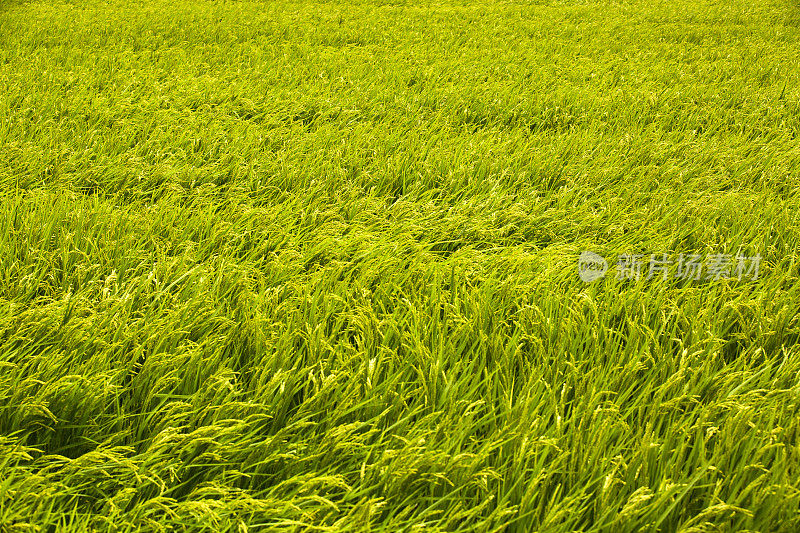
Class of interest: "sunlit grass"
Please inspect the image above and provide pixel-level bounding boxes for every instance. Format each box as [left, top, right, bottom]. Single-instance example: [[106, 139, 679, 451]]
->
[[1, 0, 800, 530]]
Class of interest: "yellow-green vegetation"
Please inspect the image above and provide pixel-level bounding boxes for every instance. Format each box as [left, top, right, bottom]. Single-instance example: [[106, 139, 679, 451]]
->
[[1, 0, 800, 530]]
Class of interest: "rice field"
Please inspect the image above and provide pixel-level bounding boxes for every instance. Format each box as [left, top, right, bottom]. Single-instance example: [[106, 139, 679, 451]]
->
[[1, 0, 800, 531]]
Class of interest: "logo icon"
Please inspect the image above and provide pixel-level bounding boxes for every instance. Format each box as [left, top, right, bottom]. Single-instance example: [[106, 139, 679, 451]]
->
[[578, 251, 608, 282]]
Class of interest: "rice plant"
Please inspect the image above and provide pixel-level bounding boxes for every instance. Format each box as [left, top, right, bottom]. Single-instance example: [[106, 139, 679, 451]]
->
[[1, 0, 800, 531]]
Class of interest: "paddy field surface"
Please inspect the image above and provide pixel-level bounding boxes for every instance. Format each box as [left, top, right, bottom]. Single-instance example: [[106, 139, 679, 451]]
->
[[1, 0, 800, 530]]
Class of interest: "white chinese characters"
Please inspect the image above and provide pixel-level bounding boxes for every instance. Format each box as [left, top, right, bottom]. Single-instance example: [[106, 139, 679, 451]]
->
[[578, 252, 761, 282]]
